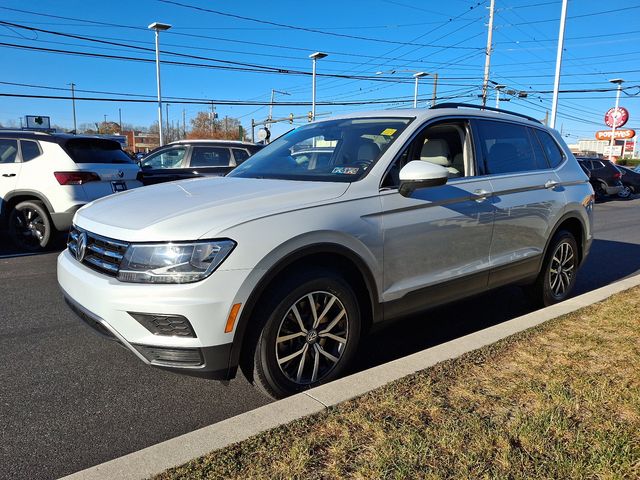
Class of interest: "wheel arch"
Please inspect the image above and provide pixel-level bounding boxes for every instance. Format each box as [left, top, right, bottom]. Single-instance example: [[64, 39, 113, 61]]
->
[[543, 212, 587, 269], [1, 190, 54, 224], [228, 243, 380, 377]]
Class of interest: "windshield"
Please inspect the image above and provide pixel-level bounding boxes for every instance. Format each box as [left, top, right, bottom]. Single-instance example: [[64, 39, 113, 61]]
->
[[229, 117, 412, 182]]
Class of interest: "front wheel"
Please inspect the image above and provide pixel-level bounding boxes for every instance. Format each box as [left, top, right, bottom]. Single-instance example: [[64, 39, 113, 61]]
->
[[243, 269, 361, 399], [8, 200, 54, 251], [525, 230, 578, 307]]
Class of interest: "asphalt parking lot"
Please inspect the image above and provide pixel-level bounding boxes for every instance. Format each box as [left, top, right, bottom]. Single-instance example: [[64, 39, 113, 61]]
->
[[2, 197, 640, 480]]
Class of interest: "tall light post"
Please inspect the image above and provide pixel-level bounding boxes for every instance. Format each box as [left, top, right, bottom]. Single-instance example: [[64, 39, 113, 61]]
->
[[550, 0, 568, 129], [309, 52, 327, 121], [494, 84, 506, 108], [609, 78, 625, 161], [378, 70, 437, 107], [413, 72, 427, 108], [148, 21, 172, 146]]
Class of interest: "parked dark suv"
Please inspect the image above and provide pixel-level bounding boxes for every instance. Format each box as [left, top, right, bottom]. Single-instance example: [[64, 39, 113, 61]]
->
[[576, 157, 623, 199], [617, 164, 640, 198], [138, 140, 263, 185]]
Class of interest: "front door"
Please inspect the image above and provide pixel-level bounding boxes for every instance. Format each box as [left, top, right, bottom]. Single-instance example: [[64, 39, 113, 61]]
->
[[380, 120, 495, 319]]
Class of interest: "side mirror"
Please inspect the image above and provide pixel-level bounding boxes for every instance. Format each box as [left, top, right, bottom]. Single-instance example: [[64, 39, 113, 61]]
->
[[398, 160, 448, 197]]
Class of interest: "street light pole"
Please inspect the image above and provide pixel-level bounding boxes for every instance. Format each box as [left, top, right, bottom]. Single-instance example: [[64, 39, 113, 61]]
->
[[609, 78, 625, 161], [148, 22, 172, 146], [309, 52, 327, 121], [413, 72, 427, 108], [431, 73, 438, 106], [550, 0, 568, 129]]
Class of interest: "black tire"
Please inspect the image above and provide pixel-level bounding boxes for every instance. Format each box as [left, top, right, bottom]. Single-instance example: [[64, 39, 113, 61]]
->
[[526, 230, 578, 307], [618, 185, 632, 199], [8, 200, 54, 251], [593, 182, 606, 201], [241, 268, 361, 399]]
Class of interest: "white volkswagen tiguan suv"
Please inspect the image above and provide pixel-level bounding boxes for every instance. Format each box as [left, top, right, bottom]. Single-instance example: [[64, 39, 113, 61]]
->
[[0, 131, 141, 250], [58, 105, 594, 398]]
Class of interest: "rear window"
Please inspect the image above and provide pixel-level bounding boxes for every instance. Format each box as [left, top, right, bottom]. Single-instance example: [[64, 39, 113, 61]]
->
[[64, 139, 134, 164]]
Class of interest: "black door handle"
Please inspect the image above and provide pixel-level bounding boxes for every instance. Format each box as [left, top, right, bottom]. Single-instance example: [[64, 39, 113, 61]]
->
[[2, 173, 16, 177]]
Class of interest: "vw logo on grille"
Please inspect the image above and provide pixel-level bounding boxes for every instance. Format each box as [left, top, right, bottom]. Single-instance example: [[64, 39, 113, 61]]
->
[[76, 231, 88, 262], [117, 170, 125, 178]]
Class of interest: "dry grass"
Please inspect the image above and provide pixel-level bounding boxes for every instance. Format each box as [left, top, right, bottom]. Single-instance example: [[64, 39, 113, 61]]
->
[[156, 287, 640, 479]]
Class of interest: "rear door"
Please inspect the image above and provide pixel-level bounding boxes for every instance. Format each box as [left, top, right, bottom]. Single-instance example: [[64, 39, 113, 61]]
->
[[187, 146, 235, 176], [63, 138, 141, 199], [0, 138, 22, 216], [471, 119, 566, 286]]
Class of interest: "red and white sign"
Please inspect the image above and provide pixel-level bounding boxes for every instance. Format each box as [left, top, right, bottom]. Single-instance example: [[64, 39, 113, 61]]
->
[[604, 107, 629, 128], [595, 129, 635, 140], [625, 142, 635, 151]]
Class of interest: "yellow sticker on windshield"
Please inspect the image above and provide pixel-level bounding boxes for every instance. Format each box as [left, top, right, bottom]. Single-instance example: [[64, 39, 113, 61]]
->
[[381, 128, 397, 136]]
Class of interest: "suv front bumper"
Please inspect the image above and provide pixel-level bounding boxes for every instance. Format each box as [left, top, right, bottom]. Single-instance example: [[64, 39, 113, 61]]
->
[[57, 249, 249, 379]]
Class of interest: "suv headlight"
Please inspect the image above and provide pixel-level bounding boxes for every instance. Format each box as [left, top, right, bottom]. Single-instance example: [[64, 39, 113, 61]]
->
[[117, 240, 235, 283]]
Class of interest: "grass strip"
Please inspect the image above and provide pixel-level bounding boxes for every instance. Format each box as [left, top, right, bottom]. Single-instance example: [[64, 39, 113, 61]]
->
[[156, 287, 640, 479]]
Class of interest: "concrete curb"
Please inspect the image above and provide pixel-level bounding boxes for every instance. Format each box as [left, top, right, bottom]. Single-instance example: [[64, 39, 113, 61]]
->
[[61, 273, 640, 480]]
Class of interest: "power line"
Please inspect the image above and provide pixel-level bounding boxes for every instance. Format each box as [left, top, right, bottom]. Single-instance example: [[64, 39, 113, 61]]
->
[[157, 0, 484, 50]]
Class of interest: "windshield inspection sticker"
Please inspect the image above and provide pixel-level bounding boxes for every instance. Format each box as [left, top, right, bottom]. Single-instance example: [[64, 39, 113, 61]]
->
[[332, 167, 360, 175], [380, 128, 397, 136]]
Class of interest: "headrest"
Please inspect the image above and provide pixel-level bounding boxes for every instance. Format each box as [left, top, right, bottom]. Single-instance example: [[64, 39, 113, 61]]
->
[[357, 142, 380, 162], [420, 139, 450, 167]]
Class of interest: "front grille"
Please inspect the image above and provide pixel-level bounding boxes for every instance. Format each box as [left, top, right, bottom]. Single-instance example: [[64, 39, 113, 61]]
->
[[68, 226, 128, 277]]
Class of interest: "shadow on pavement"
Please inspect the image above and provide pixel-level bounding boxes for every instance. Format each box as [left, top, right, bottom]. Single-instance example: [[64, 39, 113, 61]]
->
[[0, 232, 66, 258], [354, 238, 640, 372]]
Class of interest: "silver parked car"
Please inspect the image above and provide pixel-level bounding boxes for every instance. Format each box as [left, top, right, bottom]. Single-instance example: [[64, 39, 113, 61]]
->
[[59, 103, 594, 398]]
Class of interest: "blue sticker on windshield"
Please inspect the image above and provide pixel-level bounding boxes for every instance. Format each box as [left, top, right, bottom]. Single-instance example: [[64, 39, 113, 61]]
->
[[332, 167, 360, 175]]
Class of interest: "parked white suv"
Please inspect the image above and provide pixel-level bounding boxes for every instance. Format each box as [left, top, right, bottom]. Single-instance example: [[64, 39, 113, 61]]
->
[[0, 131, 141, 250], [58, 104, 594, 398]]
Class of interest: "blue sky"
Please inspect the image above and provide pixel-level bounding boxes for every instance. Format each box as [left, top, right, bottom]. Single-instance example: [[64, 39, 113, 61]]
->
[[0, 0, 639, 141]]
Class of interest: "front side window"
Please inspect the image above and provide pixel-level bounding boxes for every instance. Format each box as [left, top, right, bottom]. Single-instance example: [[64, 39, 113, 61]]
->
[[477, 120, 547, 175], [20, 140, 42, 162], [141, 147, 187, 169], [0, 139, 19, 164], [381, 121, 470, 189], [229, 117, 412, 182], [190, 147, 232, 167]]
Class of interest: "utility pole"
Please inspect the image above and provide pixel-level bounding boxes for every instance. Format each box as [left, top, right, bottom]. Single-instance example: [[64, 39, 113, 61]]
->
[[118, 108, 122, 132], [251, 119, 255, 143], [481, 0, 495, 107], [210, 101, 216, 136], [69, 82, 77, 133], [431, 73, 438, 106], [165, 103, 170, 141], [182, 109, 186, 139], [550, 0, 568, 129]]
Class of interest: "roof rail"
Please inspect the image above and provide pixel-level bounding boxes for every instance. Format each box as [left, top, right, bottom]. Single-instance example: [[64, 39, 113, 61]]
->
[[430, 102, 542, 124]]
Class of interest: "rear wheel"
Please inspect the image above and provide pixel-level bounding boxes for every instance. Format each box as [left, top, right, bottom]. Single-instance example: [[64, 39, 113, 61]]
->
[[242, 268, 361, 399], [8, 200, 54, 251], [526, 230, 578, 307], [618, 185, 632, 199]]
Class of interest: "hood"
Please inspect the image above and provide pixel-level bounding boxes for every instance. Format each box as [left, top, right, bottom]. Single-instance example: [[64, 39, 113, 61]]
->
[[74, 176, 350, 241]]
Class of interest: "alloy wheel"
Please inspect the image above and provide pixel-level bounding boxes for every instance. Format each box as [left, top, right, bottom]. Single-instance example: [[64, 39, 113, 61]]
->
[[618, 186, 632, 198], [12, 207, 46, 248], [275, 291, 348, 385], [549, 242, 575, 298]]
